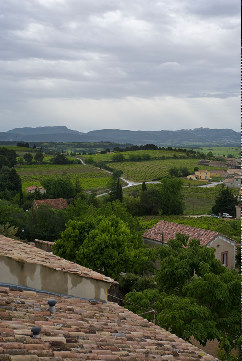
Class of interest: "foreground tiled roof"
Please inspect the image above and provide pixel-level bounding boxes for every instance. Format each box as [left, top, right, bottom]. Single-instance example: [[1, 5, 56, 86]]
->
[[143, 221, 220, 246], [33, 198, 69, 210], [0, 286, 217, 360], [0, 235, 114, 284]]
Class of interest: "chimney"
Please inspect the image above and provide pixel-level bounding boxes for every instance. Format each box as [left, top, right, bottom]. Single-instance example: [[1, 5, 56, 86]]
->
[[48, 299, 57, 314], [31, 326, 41, 339]]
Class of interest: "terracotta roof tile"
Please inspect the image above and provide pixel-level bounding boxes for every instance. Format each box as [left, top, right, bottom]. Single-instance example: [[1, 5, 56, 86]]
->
[[33, 198, 68, 210], [0, 235, 114, 284], [143, 220, 220, 246], [0, 287, 217, 360]]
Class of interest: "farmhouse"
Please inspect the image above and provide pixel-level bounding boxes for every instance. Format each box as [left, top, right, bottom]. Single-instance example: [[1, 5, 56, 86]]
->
[[194, 169, 210, 180], [33, 198, 68, 210], [223, 176, 241, 189], [0, 235, 217, 360], [26, 185, 46, 194], [143, 220, 236, 269]]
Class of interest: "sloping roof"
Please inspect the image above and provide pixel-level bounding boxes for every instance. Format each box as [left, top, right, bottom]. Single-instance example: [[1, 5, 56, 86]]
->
[[0, 235, 114, 284], [0, 286, 217, 360], [33, 198, 68, 209], [26, 186, 45, 191], [143, 220, 220, 246]]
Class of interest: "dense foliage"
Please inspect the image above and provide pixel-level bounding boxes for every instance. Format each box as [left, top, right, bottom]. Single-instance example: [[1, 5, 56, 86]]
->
[[54, 201, 155, 278], [41, 176, 76, 199], [212, 186, 238, 217], [125, 235, 240, 359]]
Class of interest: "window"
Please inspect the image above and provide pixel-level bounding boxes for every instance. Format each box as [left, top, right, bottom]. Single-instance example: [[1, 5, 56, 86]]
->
[[221, 252, 228, 267]]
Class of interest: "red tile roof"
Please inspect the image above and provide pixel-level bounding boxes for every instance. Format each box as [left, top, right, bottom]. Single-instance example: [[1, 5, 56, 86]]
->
[[0, 235, 114, 284], [33, 198, 69, 210], [0, 286, 217, 360], [143, 221, 220, 246]]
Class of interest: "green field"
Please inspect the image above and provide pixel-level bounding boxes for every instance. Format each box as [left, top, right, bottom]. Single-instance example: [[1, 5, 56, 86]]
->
[[16, 164, 111, 191], [106, 159, 226, 182], [183, 186, 219, 215], [192, 146, 240, 158], [83, 149, 189, 162]]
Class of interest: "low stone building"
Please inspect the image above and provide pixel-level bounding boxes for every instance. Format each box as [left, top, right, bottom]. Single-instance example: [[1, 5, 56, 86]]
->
[[0, 235, 114, 302], [227, 168, 241, 176], [223, 176, 241, 189], [143, 220, 236, 269]]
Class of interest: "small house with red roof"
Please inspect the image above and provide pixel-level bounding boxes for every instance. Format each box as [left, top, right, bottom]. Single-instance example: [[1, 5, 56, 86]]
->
[[143, 220, 236, 269], [33, 198, 68, 210]]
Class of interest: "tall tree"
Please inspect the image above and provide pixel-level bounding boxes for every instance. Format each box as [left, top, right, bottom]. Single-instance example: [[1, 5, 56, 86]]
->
[[212, 186, 237, 217], [23, 153, 33, 164], [160, 178, 184, 215], [34, 150, 44, 163]]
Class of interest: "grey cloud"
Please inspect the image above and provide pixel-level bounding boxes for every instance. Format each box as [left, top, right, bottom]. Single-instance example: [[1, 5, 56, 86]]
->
[[0, 0, 240, 131]]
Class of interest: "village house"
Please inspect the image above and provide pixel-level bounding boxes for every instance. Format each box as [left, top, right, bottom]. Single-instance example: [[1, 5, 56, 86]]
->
[[223, 176, 241, 189], [26, 185, 46, 194], [226, 168, 241, 176], [0, 235, 217, 360], [143, 220, 236, 269], [33, 198, 68, 210], [209, 169, 226, 178], [194, 169, 210, 180]]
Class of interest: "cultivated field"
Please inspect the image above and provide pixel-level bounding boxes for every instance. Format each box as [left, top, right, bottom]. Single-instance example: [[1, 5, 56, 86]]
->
[[106, 159, 226, 182], [16, 164, 112, 191], [192, 146, 240, 158]]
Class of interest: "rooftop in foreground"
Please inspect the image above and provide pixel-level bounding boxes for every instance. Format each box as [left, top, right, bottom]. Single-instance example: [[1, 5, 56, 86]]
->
[[0, 235, 113, 284], [0, 286, 217, 360]]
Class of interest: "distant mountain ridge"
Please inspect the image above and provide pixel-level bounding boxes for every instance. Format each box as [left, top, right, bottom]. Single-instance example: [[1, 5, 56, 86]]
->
[[0, 126, 240, 146]]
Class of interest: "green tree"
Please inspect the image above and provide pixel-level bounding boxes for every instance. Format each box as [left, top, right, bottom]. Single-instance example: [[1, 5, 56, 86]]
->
[[0, 167, 22, 200], [54, 213, 154, 279], [169, 167, 179, 177], [41, 176, 76, 199], [141, 181, 147, 192], [0, 147, 17, 167], [34, 150, 44, 163], [125, 235, 240, 359], [0, 200, 27, 238], [25, 205, 67, 242], [23, 152, 33, 164], [212, 186, 237, 217], [110, 178, 123, 202], [160, 178, 184, 215], [51, 153, 69, 164], [0, 155, 10, 169], [139, 188, 162, 215], [112, 153, 125, 162]]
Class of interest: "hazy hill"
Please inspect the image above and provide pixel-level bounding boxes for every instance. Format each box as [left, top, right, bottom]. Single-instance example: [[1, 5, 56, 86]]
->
[[0, 126, 239, 146]]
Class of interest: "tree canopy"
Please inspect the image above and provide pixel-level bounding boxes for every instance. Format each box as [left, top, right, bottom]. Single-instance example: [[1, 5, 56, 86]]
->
[[212, 186, 237, 217], [124, 234, 240, 359], [41, 176, 76, 199], [54, 204, 155, 278]]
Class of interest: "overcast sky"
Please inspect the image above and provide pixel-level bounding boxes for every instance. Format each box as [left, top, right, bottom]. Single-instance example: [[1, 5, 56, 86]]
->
[[0, 0, 240, 132]]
